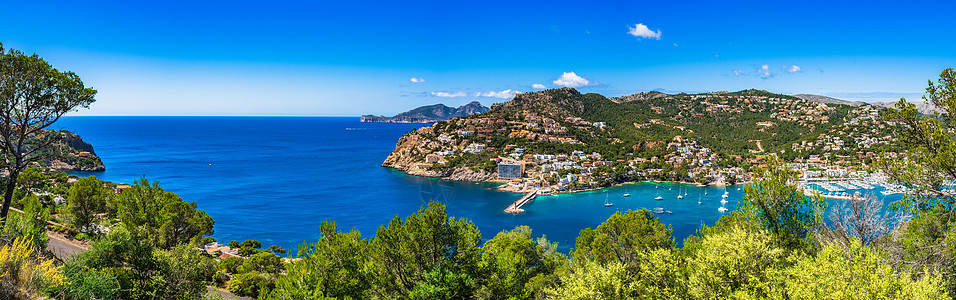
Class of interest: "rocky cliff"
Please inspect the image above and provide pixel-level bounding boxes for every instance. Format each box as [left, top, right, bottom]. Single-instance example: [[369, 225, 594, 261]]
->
[[42, 130, 106, 171]]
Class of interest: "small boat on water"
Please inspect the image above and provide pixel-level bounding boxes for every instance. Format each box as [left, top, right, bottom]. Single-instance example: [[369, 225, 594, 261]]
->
[[720, 199, 728, 204], [623, 187, 630, 197], [604, 192, 613, 207], [654, 196, 664, 201], [718, 206, 729, 213], [653, 207, 665, 214]]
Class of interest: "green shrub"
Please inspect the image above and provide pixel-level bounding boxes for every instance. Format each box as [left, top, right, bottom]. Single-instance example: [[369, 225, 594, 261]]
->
[[226, 272, 272, 298], [217, 256, 243, 274]]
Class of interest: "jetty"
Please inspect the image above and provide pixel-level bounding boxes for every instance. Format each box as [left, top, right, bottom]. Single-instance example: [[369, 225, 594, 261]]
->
[[504, 190, 539, 214]]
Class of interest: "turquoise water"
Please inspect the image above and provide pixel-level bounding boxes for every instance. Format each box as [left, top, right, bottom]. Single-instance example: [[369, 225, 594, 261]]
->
[[55, 117, 898, 253]]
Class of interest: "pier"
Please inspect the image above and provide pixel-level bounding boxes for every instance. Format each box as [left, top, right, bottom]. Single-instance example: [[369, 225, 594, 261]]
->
[[504, 190, 539, 214]]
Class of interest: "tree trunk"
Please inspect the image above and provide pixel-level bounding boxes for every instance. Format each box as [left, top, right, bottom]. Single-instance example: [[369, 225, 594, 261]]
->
[[0, 169, 19, 227]]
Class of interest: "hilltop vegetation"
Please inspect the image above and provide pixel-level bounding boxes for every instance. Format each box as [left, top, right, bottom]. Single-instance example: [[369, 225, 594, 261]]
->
[[382, 86, 900, 190]]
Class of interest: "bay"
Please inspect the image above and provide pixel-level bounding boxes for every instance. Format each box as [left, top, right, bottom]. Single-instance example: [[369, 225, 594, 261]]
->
[[54, 116, 899, 253]]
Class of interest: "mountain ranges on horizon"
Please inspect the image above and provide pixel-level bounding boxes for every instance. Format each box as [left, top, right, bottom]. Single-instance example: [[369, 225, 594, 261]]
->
[[361, 101, 490, 123], [364, 90, 940, 124]]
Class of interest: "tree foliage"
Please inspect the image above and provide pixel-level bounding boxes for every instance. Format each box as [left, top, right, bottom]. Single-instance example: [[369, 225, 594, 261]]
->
[[741, 156, 824, 250], [268, 221, 370, 299], [478, 226, 565, 299], [67, 176, 112, 234], [115, 177, 214, 249], [62, 226, 216, 299], [368, 200, 483, 299], [571, 209, 673, 269], [0, 43, 96, 226]]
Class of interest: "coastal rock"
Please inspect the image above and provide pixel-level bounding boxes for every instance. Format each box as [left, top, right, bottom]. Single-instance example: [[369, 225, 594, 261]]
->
[[41, 130, 107, 171], [382, 130, 500, 181]]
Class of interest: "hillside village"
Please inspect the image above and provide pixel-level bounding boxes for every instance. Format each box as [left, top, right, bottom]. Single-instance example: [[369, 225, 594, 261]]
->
[[382, 88, 904, 194]]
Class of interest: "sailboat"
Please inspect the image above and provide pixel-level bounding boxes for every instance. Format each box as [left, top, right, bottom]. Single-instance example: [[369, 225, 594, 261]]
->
[[718, 206, 729, 213], [623, 186, 630, 197], [720, 198, 729, 204], [654, 188, 663, 200], [604, 192, 613, 207]]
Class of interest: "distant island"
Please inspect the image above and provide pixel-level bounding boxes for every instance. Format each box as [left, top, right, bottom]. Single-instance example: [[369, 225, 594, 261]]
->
[[361, 101, 489, 123]]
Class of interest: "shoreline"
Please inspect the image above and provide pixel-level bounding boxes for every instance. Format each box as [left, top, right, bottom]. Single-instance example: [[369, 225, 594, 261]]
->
[[388, 167, 745, 195], [513, 180, 747, 195]]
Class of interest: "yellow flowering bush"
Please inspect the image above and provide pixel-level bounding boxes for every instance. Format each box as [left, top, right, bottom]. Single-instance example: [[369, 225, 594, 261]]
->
[[0, 236, 64, 298]]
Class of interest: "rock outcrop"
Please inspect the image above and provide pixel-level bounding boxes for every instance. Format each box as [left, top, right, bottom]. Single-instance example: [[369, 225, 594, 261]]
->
[[610, 91, 667, 103], [381, 128, 500, 181], [41, 130, 106, 171]]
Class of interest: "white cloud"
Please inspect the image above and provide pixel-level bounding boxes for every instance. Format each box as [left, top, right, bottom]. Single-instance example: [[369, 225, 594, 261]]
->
[[532, 83, 547, 89], [785, 65, 802, 73], [552, 72, 590, 88], [410, 77, 426, 83], [733, 69, 744, 76], [475, 89, 521, 99], [627, 23, 661, 40], [430, 90, 521, 99], [430, 91, 467, 97], [757, 64, 773, 79]]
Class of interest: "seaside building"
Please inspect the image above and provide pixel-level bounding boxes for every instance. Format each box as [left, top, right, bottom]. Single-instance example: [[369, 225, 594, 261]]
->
[[498, 163, 523, 179]]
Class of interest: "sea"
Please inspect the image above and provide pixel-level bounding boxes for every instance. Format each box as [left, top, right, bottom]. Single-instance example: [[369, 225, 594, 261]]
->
[[54, 116, 903, 254]]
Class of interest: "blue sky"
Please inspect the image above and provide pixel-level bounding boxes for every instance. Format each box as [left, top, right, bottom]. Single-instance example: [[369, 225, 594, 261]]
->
[[2, 0, 955, 116]]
